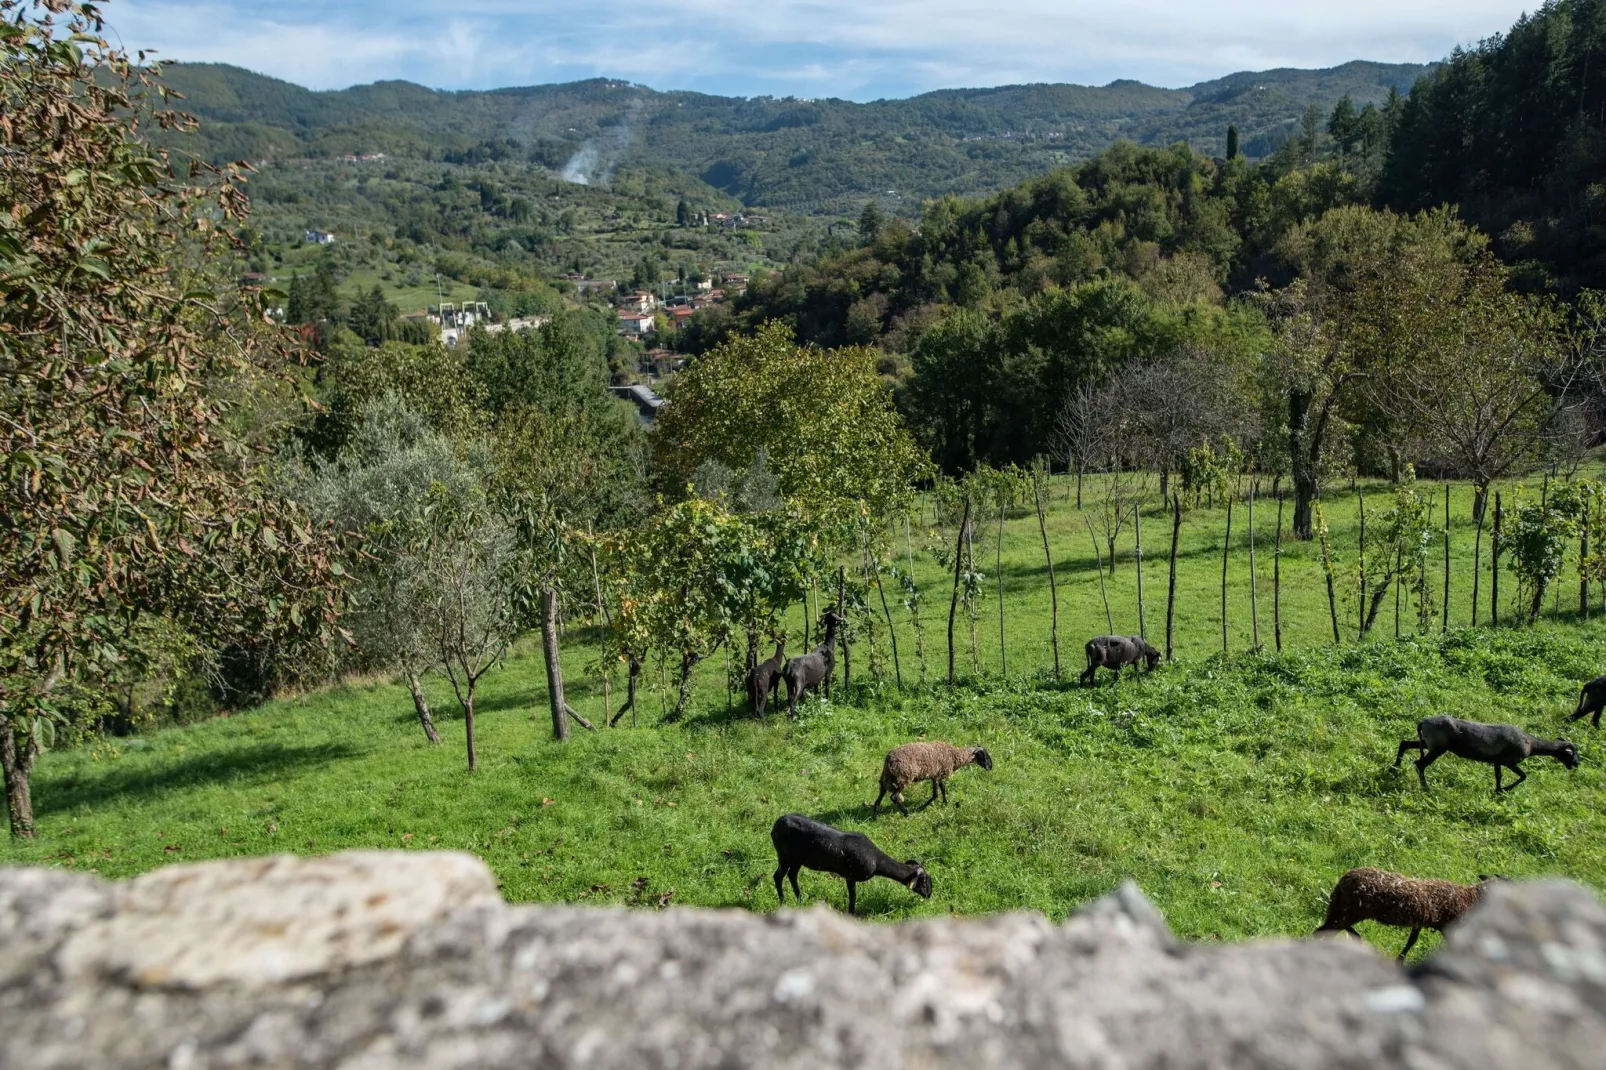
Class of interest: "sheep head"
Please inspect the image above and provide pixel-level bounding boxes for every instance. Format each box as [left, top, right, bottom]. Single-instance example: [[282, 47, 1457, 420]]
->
[[971, 747, 994, 772], [904, 862, 933, 899]]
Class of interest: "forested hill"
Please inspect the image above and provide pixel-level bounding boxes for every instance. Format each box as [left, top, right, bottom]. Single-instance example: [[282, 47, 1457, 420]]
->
[[158, 60, 1430, 212]]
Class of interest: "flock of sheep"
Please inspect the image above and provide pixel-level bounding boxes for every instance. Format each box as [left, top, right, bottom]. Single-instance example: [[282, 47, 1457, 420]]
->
[[758, 622, 1605, 960]]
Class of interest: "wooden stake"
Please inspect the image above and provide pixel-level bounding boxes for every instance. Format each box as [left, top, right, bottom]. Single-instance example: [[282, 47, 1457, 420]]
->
[[997, 497, 1008, 678], [1442, 483, 1450, 633], [1247, 478, 1260, 650], [1221, 479, 1235, 653], [1086, 514, 1114, 635], [1033, 467, 1061, 680], [1491, 492, 1503, 626], [1274, 485, 1284, 652], [947, 495, 970, 685], [1134, 493, 1147, 642], [1357, 484, 1367, 640], [1166, 491, 1182, 662]]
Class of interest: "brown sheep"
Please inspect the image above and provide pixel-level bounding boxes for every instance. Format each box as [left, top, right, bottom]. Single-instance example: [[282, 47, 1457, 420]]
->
[[873, 741, 993, 816], [1315, 867, 1500, 959]]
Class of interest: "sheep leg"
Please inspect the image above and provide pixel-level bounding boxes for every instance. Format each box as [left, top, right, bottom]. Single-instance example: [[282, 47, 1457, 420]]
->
[[846, 880, 857, 916], [1394, 738, 1424, 767], [1498, 763, 1526, 793], [788, 866, 802, 901], [1398, 927, 1422, 960], [1079, 661, 1097, 686], [773, 867, 787, 905], [1414, 748, 1443, 790], [893, 791, 909, 817], [918, 779, 940, 811], [937, 779, 949, 804], [873, 786, 887, 816]]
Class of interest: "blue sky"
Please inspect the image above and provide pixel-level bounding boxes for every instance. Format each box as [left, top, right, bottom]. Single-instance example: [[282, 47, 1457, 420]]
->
[[107, 1, 1537, 100]]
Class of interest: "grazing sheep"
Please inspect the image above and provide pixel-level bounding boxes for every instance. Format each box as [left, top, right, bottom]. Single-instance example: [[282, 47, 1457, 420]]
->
[[873, 741, 994, 816], [1395, 715, 1579, 793], [1315, 867, 1498, 959], [1080, 634, 1161, 686], [770, 812, 932, 915], [782, 609, 843, 719], [1569, 675, 1606, 729], [748, 639, 786, 719]]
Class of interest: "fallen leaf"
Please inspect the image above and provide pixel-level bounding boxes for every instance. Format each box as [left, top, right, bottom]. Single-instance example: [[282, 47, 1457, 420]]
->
[[401, 833, 413, 842], [542, 798, 554, 807]]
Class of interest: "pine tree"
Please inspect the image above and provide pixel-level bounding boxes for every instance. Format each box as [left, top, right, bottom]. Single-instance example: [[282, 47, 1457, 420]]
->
[[1225, 124, 1239, 161], [858, 200, 884, 244], [1300, 104, 1321, 162], [1328, 95, 1360, 154], [676, 199, 690, 226]]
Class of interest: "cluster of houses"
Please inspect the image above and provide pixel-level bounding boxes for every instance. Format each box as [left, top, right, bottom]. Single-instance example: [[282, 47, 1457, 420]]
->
[[413, 301, 550, 347], [611, 273, 751, 338]]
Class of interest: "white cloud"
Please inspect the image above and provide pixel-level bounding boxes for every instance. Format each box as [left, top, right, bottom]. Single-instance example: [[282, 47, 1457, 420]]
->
[[104, 0, 1537, 97]]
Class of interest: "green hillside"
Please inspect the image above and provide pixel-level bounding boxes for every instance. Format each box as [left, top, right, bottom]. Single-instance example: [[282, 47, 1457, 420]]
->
[[158, 60, 1432, 211]]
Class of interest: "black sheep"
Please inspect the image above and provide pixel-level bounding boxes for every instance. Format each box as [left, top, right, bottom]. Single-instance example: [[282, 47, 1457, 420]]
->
[[770, 813, 931, 915], [748, 639, 786, 719], [1080, 634, 1160, 686], [1395, 715, 1578, 793], [782, 609, 842, 718], [1569, 675, 1606, 729]]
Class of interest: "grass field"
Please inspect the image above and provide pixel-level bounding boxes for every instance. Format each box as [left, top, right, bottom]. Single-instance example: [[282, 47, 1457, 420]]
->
[[6, 474, 1606, 960]]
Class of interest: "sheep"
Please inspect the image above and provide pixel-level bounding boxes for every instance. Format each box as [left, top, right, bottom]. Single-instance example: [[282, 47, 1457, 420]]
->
[[748, 639, 786, 719], [1080, 634, 1161, 686], [1394, 715, 1579, 793], [782, 608, 843, 719], [1569, 674, 1606, 729], [1315, 866, 1499, 959], [770, 812, 931, 915], [873, 741, 994, 816]]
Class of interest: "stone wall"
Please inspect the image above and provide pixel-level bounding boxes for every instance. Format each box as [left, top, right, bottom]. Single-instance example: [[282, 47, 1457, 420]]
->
[[2, 851, 1604, 1068]]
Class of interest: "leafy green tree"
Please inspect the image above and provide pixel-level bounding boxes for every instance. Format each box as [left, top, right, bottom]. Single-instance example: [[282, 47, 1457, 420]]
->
[[858, 200, 884, 244], [287, 261, 342, 330], [348, 284, 399, 345], [652, 321, 928, 513], [0, 3, 346, 836]]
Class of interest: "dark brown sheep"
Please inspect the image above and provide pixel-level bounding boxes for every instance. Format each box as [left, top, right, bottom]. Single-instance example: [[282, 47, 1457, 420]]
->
[[874, 741, 993, 816], [782, 609, 842, 718], [1315, 867, 1498, 959], [1080, 634, 1160, 686], [748, 639, 785, 719]]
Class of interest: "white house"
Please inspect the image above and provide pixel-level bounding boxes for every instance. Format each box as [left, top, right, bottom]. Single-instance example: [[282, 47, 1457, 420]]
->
[[304, 229, 336, 245], [617, 310, 656, 336]]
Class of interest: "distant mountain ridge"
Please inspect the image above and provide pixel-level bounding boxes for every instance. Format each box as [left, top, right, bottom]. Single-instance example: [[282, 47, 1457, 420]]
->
[[159, 60, 1432, 211]]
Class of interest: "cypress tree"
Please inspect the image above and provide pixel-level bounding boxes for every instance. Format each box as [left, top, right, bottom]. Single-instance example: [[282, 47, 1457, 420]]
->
[[1225, 124, 1239, 161]]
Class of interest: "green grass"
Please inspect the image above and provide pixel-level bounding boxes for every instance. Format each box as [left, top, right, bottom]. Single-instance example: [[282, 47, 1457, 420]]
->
[[7, 475, 1606, 962]]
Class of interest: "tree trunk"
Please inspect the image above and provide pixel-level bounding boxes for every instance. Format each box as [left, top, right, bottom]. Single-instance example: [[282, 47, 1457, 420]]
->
[[1107, 536, 1117, 577], [541, 585, 570, 741], [1159, 469, 1170, 501], [463, 681, 478, 773], [1581, 499, 1591, 621], [1033, 470, 1061, 680], [405, 671, 442, 744], [947, 496, 970, 685], [1318, 504, 1341, 645], [872, 548, 903, 689], [671, 650, 701, 719], [1, 719, 37, 839], [1472, 483, 1489, 525], [1076, 465, 1084, 509], [1166, 492, 1181, 661]]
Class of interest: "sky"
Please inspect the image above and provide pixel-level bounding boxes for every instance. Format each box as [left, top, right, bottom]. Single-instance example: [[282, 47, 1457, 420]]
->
[[104, 1, 1538, 100]]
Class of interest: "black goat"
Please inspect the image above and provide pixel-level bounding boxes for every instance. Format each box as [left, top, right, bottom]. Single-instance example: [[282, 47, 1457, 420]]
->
[[748, 639, 786, 719], [1080, 634, 1160, 686], [1569, 675, 1606, 729], [770, 812, 931, 915], [1395, 715, 1579, 793], [782, 609, 842, 718]]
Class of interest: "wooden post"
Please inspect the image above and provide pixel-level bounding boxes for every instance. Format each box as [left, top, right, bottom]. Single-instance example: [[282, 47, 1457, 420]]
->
[[1442, 483, 1451, 634], [997, 497, 1008, 678], [1471, 497, 1485, 627], [1394, 544, 1402, 639], [1033, 468, 1061, 680], [1491, 492, 1503, 626], [1318, 503, 1341, 645], [869, 536, 903, 690], [1582, 498, 1591, 621], [1134, 494, 1147, 642], [587, 527, 613, 726], [541, 585, 570, 742], [1247, 478, 1260, 650], [1357, 485, 1367, 640], [1273, 486, 1284, 652], [1166, 492, 1182, 662], [1086, 515, 1114, 634], [1221, 479, 1235, 653], [837, 565, 849, 696], [947, 495, 970, 685]]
